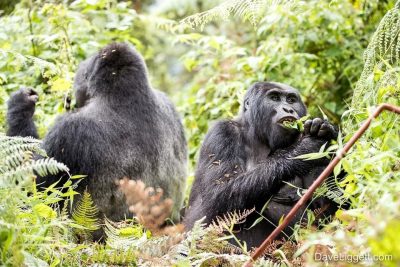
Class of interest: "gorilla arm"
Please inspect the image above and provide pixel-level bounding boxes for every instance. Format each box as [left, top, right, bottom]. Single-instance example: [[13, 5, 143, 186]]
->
[[185, 120, 327, 227], [6, 88, 39, 138], [6, 88, 104, 187]]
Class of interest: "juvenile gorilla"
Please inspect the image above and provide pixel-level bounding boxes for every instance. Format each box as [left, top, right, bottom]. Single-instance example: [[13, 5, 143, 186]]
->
[[184, 82, 339, 248], [7, 43, 187, 235]]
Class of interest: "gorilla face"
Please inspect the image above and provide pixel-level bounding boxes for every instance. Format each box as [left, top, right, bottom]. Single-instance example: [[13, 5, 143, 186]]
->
[[244, 82, 307, 151]]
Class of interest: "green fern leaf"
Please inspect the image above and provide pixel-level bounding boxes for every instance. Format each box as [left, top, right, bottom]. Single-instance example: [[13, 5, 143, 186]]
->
[[71, 191, 100, 243], [352, 1, 400, 107], [72, 191, 100, 232], [180, 0, 297, 30], [0, 135, 69, 185]]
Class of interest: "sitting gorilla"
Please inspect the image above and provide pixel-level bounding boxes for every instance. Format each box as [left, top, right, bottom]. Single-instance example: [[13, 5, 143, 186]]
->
[[7, 43, 187, 238], [184, 82, 340, 248]]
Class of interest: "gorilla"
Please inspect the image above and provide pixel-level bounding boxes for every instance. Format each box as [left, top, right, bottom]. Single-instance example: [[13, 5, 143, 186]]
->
[[7, 43, 187, 237], [184, 82, 340, 248]]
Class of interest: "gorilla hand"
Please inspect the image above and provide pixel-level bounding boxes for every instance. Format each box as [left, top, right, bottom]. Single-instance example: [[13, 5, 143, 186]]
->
[[303, 118, 337, 141], [7, 87, 39, 138], [8, 88, 38, 116]]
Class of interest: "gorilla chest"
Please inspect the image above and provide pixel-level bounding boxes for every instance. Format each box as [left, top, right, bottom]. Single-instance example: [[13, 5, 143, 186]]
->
[[245, 144, 270, 171]]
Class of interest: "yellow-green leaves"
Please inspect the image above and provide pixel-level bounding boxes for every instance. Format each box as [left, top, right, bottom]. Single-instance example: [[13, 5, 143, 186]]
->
[[33, 203, 57, 219]]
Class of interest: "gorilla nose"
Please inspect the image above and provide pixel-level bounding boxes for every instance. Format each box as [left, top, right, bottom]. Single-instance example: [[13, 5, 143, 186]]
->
[[283, 107, 294, 114]]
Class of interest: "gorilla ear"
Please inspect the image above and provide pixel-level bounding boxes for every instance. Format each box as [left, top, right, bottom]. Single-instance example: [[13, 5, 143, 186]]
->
[[244, 100, 250, 111]]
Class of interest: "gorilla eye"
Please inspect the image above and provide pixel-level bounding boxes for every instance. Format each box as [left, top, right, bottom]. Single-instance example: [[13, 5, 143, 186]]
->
[[287, 95, 297, 103], [269, 94, 280, 101]]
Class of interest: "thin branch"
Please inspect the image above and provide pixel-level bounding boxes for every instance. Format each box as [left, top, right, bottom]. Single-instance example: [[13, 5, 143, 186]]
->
[[27, 2, 37, 57]]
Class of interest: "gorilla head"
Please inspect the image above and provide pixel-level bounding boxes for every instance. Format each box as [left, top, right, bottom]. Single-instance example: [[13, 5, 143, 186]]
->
[[73, 43, 149, 108], [88, 43, 149, 97], [242, 82, 307, 151]]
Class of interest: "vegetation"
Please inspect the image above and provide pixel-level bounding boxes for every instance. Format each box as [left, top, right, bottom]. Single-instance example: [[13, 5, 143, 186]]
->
[[0, 0, 399, 266]]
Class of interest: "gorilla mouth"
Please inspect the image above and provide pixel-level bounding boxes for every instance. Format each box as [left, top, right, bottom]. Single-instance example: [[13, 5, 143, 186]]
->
[[278, 116, 297, 124]]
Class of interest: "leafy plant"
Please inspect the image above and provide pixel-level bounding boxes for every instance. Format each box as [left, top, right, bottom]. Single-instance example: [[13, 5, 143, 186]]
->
[[351, 0, 400, 109], [71, 191, 100, 242], [295, 2, 400, 266], [0, 135, 73, 266], [180, 0, 297, 29]]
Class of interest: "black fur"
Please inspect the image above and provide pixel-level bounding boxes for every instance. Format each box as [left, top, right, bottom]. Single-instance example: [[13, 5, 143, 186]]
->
[[7, 88, 39, 138], [184, 82, 339, 248], [7, 43, 187, 238]]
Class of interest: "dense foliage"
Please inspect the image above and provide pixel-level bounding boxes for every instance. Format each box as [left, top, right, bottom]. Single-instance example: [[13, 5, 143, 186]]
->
[[0, 0, 399, 266]]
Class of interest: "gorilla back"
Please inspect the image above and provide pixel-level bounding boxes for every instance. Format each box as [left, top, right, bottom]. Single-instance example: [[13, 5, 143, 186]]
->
[[7, 43, 187, 229]]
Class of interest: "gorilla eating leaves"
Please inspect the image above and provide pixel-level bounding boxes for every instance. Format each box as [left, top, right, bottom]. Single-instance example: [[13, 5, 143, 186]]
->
[[7, 43, 187, 239], [184, 82, 340, 248]]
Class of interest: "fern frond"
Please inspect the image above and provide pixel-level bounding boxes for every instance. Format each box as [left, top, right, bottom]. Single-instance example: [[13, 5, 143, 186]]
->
[[210, 208, 255, 233], [1, 158, 69, 181], [0, 135, 43, 159], [0, 150, 33, 172], [0, 48, 58, 74], [180, 0, 297, 30], [90, 244, 137, 265], [72, 191, 100, 231], [71, 191, 100, 243], [118, 178, 176, 235], [105, 218, 183, 259], [104, 218, 145, 249], [313, 179, 345, 205], [0, 136, 69, 185]]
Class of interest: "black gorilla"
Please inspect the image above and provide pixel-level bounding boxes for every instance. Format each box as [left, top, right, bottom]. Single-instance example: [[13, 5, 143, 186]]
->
[[184, 82, 339, 248], [7, 43, 187, 232], [7, 88, 39, 138]]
